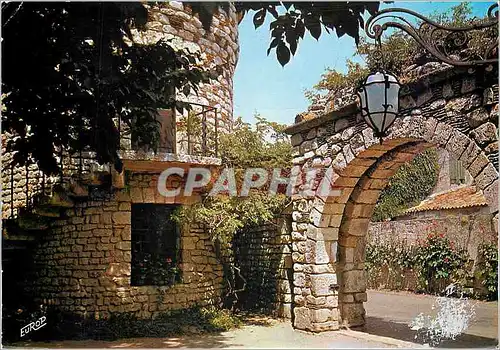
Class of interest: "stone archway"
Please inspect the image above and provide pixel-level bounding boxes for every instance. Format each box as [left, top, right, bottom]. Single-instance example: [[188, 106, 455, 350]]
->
[[285, 67, 498, 332]]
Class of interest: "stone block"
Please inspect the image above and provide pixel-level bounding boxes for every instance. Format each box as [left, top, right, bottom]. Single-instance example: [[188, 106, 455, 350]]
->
[[483, 180, 498, 213], [431, 122, 453, 146], [475, 163, 497, 190], [311, 264, 335, 274], [293, 273, 306, 287], [129, 187, 143, 202], [143, 188, 155, 203], [341, 293, 355, 303], [306, 295, 326, 306], [341, 303, 365, 327], [354, 292, 367, 302], [471, 122, 497, 147], [306, 128, 317, 140], [445, 130, 470, 159], [341, 165, 368, 178], [423, 118, 438, 140], [468, 153, 490, 178], [323, 203, 345, 215], [338, 235, 359, 248], [459, 141, 481, 169], [344, 204, 375, 219], [294, 295, 306, 307], [294, 307, 312, 330], [342, 247, 354, 263], [341, 218, 370, 236], [329, 215, 343, 228], [467, 108, 490, 128], [342, 270, 366, 293], [112, 212, 130, 225], [369, 168, 396, 179], [311, 273, 337, 296], [291, 133, 303, 147], [115, 241, 131, 251], [312, 308, 331, 323], [311, 320, 340, 332], [311, 240, 332, 264]]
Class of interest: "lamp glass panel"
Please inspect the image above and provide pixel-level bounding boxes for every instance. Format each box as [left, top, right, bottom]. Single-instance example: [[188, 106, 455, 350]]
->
[[384, 113, 397, 130], [365, 81, 386, 114], [370, 111, 387, 132], [358, 89, 367, 116], [366, 72, 386, 84], [385, 83, 400, 113]]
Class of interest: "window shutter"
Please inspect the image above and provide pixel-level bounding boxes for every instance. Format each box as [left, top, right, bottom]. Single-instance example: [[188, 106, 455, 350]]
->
[[450, 158, 466, 184]]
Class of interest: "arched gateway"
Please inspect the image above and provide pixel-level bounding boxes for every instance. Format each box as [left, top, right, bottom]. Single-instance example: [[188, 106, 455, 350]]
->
[[284, 66, 498, 332]]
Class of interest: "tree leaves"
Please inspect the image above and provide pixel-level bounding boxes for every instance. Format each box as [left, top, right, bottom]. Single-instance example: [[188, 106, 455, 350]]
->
[[372, 149, 439, 221], [276, 42, 290, 66], [236, 2, 380, 65], [253, 8, 266, 28], [2, 2, 212, 174]]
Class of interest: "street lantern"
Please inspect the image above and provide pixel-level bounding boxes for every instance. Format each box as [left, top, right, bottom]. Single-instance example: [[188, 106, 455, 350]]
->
[[357, 71, 401, 140]]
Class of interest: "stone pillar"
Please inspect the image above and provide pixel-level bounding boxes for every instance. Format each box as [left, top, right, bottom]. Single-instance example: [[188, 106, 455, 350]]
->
[[291, 197, 340, 332]]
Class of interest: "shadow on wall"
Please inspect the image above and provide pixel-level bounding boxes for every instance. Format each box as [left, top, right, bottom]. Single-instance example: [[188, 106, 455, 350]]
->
[[232, 215, 293, 318]]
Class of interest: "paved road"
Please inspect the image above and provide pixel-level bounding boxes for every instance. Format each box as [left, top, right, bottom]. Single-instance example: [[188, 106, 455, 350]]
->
[[362, 290, 498, 348], [11, 317, 412, 349], [10, 291, 498, 348]]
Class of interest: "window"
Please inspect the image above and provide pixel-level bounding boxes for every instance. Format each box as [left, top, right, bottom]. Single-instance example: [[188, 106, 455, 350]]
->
[[131, 203, 181, 286], [449, 158, 466, 185]]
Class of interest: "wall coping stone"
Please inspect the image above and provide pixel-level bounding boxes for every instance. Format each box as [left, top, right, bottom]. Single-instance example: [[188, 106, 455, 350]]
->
[[284, 65, 497, 137]]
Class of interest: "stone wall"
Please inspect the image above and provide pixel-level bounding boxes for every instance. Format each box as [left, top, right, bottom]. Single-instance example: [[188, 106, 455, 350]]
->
[[29, 173, 224, 319], [232, 216, 293, 318], [285, 66, 498, 331], [367, 206, 496, 291], [368, 206, 496, 261], [2, 1, 239, 220]]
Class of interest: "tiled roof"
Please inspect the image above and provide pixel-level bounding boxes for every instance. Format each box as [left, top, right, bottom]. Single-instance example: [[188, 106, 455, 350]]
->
[[404, 185, 488, 214]]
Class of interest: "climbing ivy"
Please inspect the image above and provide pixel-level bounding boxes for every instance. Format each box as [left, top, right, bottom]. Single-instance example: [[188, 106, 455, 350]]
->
[[475, 243, 498, 301], [372, 148, 439, 221], [171, 115, 292, 310], [172, 115, 291, 247]]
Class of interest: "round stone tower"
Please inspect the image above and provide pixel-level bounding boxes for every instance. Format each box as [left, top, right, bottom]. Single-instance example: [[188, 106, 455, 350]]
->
[[3, 2, 241, 322], [133, 2, 239, 133]]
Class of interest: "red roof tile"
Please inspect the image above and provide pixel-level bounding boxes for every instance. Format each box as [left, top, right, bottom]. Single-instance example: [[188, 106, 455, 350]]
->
[[404, 185, 488, 214]]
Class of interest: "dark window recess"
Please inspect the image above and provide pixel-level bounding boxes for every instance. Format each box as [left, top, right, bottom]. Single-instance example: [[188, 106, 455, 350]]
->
[[131, 203, 181, 286]]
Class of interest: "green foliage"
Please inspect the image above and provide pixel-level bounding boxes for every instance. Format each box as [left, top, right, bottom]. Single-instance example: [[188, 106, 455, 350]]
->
[[308, 2, 494, 96], [306, 60, 369, 102], [372, 148, 439, 222], [365, 240, 418, 290], [172, 115, 292, 247], [475, 243, 498, 301], [3, 305, 242, 343], [220, 116, 292, 169], [2, 2, 213, 175], [234, 2, 379, 66], [172, 187, 288, 248], [132, 252, 180, 286], [414, 233, 469, 294], [364, 233, 495, 297]]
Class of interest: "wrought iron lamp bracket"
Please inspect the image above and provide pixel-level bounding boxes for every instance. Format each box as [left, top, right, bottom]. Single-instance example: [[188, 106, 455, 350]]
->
[[365, 4, 499, 68]]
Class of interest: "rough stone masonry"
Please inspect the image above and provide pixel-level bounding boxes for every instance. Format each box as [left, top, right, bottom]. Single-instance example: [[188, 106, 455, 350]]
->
[[285, 65, 498, 332]]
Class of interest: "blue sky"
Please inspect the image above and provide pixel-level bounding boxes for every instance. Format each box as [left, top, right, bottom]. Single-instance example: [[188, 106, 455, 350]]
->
[[233, 1, 493, 126]]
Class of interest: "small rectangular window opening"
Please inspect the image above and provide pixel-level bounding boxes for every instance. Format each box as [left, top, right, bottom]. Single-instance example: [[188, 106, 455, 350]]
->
[[131, 203, 181, 286]]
